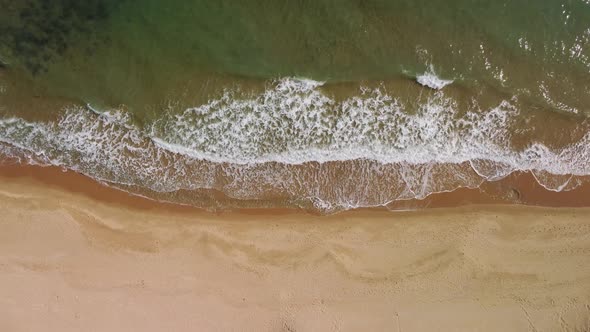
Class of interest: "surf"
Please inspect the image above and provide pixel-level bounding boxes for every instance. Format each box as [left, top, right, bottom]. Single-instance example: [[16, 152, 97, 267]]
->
[[1, 77, 589, 212]]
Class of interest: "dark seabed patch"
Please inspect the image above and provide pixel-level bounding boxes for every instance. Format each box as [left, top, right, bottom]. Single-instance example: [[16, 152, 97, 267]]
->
[[0, 0, 115, 75]]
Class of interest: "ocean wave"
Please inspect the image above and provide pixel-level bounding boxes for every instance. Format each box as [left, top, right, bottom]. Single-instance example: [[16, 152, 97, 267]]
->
[[415, 65, 454, 90], [0, 77, 589, 212]]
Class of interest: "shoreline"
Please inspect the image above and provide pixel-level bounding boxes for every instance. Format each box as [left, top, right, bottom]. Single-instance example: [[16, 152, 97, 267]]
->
[[1, 163, 590, 215], [1, 163, 590, 331], [2, 3, 590, 330]]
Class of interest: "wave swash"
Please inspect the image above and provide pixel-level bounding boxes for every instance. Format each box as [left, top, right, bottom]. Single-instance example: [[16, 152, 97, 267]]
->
[[1, 78, 589, 212]]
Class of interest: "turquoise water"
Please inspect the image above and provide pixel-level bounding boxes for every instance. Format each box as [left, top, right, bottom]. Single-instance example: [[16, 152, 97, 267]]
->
[[0, 1, 589, 212]]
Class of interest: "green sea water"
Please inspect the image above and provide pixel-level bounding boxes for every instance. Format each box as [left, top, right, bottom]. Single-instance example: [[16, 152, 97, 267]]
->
[[1, 0, 589, 113]]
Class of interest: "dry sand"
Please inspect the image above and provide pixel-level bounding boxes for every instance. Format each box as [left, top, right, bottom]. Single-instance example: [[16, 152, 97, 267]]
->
[[1, 171, 590, 331]]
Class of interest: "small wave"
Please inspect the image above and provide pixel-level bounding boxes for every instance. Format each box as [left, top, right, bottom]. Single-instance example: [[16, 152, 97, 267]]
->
[[1, 77, 589, 212], [539, 83, 580, 115], [290, 77, 325, 89], [416, 66, 453, 90]]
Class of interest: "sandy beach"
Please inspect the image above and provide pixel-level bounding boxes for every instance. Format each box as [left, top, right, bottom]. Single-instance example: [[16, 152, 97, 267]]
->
[[0, 167, 589, 331], [2, 2, 590, 331]]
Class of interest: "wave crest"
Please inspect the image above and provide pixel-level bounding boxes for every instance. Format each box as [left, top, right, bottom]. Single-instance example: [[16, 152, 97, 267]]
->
[[1, 77, 589, 212], [416, 65, 454, 90]]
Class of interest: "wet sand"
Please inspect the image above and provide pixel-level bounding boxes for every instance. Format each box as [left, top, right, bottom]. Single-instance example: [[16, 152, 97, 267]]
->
[[2, 163, 590, 212], [1, 166, 590, 331]]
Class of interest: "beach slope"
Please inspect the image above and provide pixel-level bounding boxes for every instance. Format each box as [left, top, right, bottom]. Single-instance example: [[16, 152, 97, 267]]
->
[[1, 172, 589, 331]]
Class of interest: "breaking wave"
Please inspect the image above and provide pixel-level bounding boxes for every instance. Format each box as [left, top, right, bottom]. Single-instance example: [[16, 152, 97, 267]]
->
[[415, 65, 454, 90], [0, 77, 589, 212]]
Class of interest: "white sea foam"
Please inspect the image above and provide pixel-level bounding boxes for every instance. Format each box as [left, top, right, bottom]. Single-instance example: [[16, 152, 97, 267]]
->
[[1, 77, 589, 212], [540, 82, 580, 114], [416, 65, 453, 90]]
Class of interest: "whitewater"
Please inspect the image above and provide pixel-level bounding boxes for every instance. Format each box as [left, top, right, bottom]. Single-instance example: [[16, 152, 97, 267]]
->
[[0, 78, 589, 212]]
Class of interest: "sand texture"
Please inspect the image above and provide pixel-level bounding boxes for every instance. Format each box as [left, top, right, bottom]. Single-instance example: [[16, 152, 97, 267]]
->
[[1, 174, 590, 331]]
